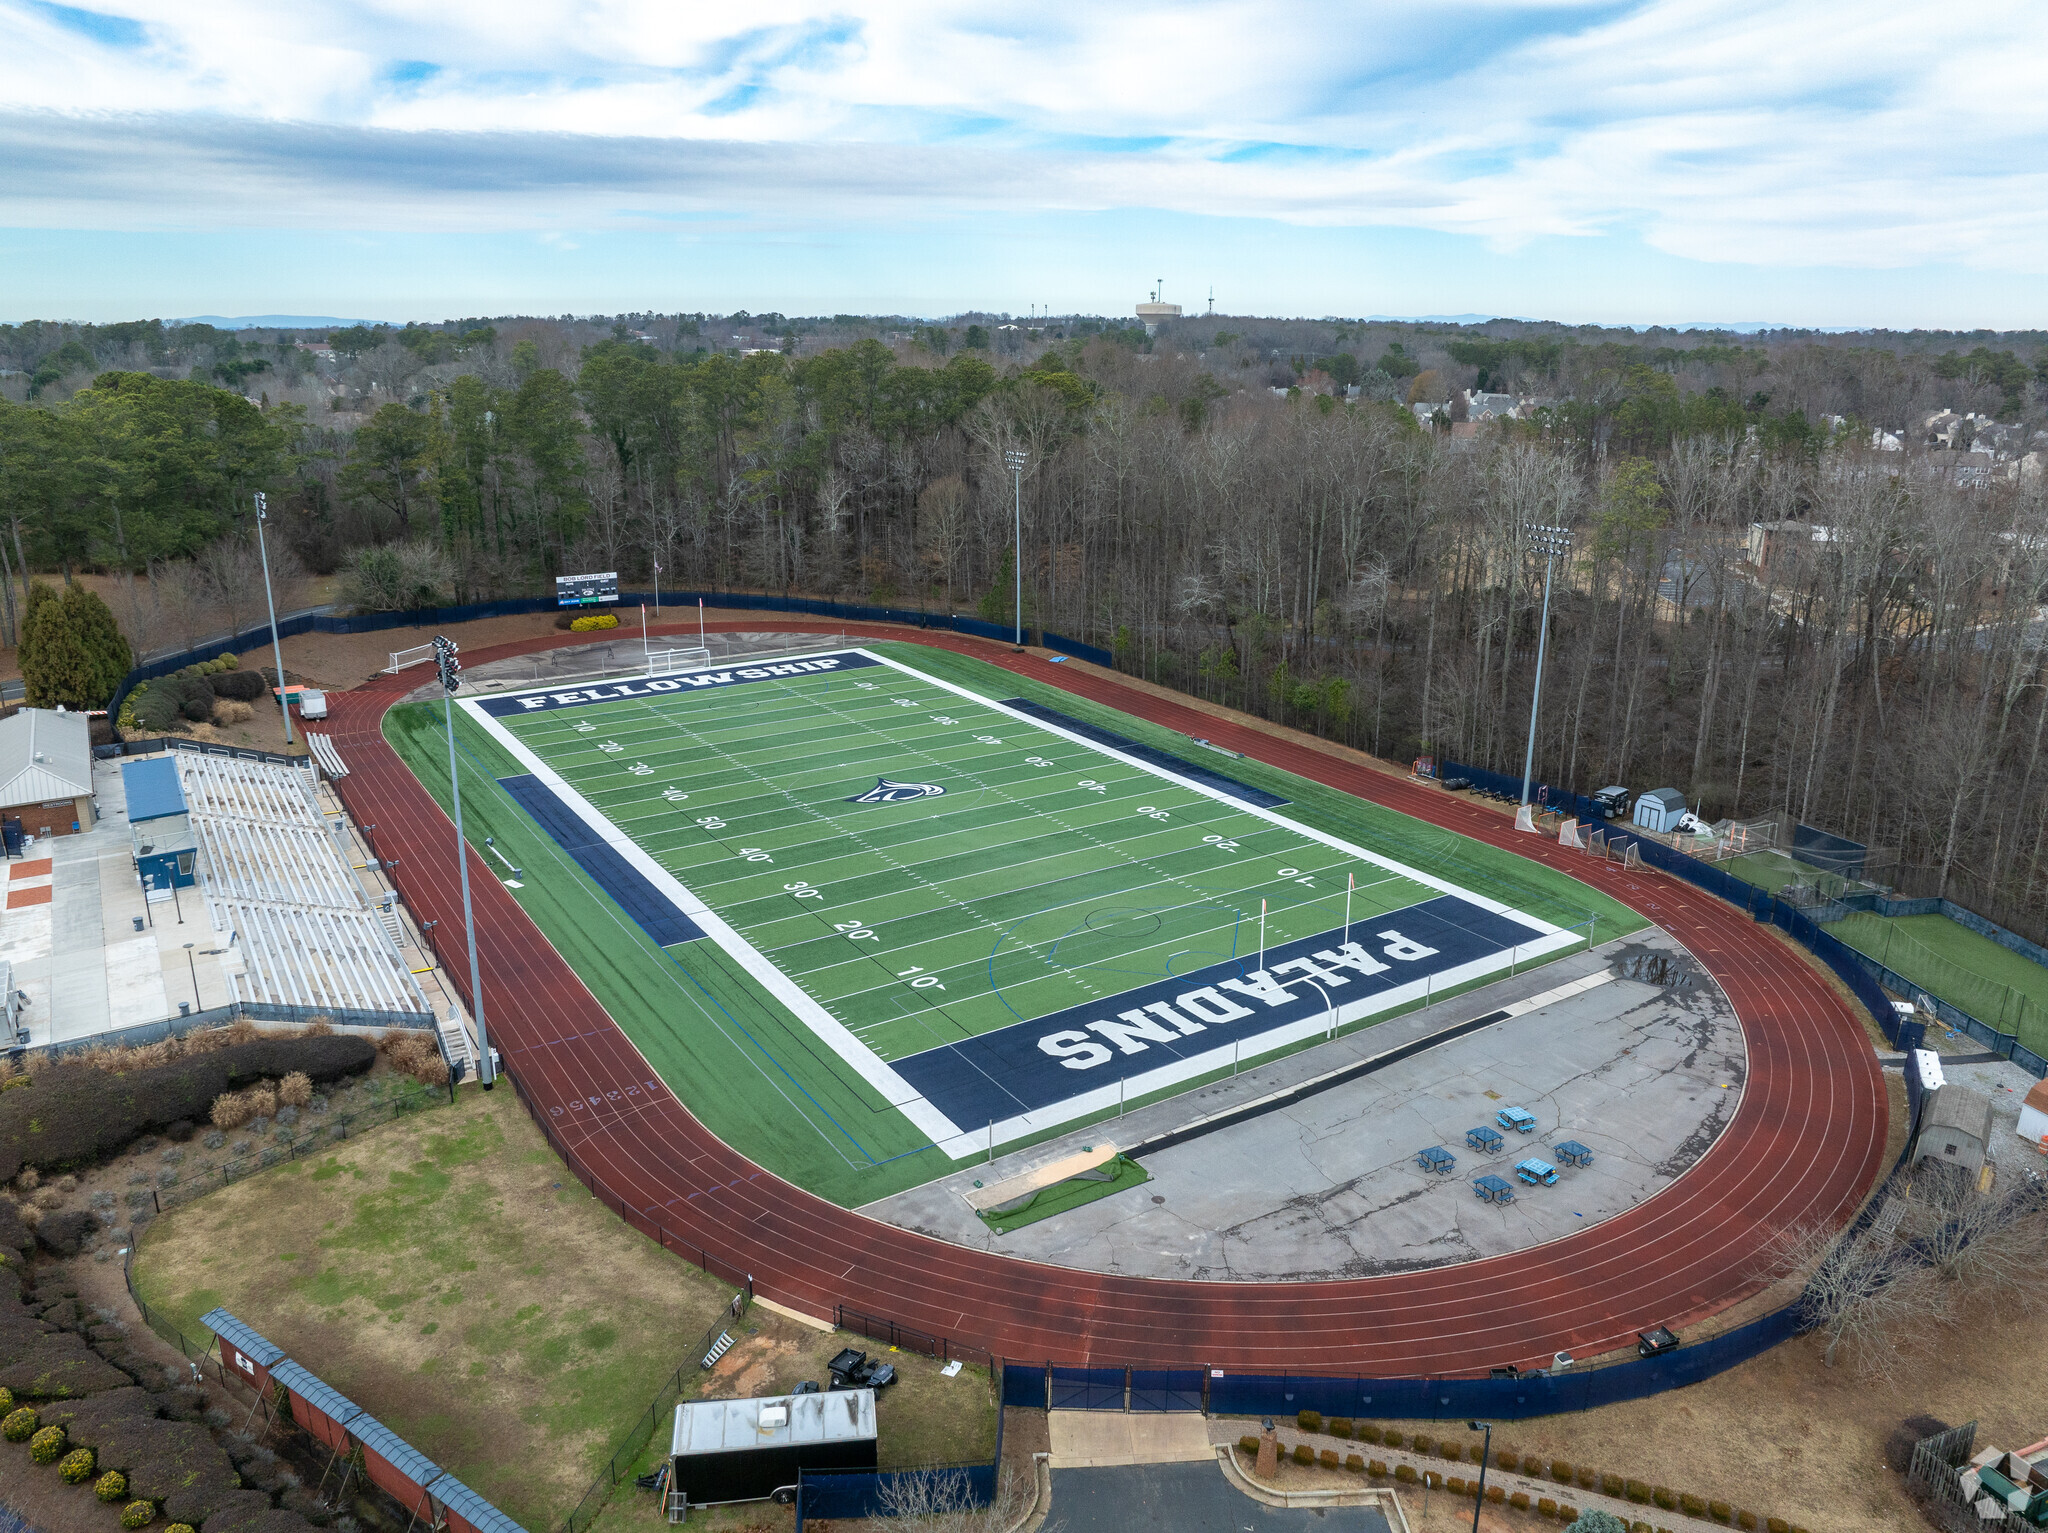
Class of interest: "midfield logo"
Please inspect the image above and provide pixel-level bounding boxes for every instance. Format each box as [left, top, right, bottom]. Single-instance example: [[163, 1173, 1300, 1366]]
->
[[848, 778, 946, 804]]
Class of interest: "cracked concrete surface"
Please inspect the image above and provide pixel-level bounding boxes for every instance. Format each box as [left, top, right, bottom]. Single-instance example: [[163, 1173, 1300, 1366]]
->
[[859, 930, 1745, 1280]]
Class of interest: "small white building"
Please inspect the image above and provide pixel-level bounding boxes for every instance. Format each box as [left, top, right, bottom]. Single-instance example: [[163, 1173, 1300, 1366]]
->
[[2018, 1078, 2048, 1153], [1632, 788, 1689, 834]]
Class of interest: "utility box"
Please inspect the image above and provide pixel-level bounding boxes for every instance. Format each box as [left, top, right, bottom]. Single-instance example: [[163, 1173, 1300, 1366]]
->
[[1632, 788, 1689, 833], [669, 1390, 877, 1510]]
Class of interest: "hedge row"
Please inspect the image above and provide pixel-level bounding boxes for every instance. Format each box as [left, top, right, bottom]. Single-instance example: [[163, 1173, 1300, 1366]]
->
[[0, 1036, 374, 1180], [1288, 1414, 1808, 1532], [119, 656, 250, 734]]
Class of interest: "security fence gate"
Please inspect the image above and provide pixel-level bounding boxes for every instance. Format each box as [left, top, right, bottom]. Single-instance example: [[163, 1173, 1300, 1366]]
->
[[1021, 1365, 1207, 1412]]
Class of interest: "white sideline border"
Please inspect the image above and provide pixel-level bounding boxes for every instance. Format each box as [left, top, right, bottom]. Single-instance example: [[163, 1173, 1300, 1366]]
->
[[460, 647, 1580, 1159]]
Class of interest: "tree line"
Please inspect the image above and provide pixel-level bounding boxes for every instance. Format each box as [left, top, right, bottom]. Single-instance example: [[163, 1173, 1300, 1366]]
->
[[2, 323, 2045, 940]]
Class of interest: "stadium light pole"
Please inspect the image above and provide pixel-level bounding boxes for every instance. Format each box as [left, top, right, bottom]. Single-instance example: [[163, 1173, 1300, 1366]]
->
[[1516, 525, 1572, 831], [1468, 1421, 1492, 1533], [1005, 448, 1028, 649], [253, 492, 293, 746], [434, 635, 494, 1089]]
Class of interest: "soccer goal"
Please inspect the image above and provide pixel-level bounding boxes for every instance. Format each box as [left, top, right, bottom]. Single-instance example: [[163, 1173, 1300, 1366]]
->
[[385, 642, 436, 674], [1558, 819, 1585, 850]]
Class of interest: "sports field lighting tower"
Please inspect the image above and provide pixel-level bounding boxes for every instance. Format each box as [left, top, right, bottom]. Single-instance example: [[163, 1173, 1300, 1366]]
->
[[252, 492, 293, 746], [433, 635, 495, 1088], [1467, 1421, 1493, 1533], [1005, 447, 1029, 649], [1516, 525, 1572, 832]]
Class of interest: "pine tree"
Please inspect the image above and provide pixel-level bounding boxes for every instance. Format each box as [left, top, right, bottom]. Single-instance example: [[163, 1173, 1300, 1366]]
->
[[18, 581, 129, 709], [60, 583, 133, 705]]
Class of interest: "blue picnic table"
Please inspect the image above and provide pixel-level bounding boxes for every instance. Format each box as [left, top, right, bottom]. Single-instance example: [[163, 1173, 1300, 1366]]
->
[[1465, 1125, 1504, 1154], [1554, 1140, 1594, 1167], [1514, 1157, 1559, 1186], [1496, 1106, 1537, 1133], [1473, 1174, 1515, 1204], [1415, 1145, 1457, 1174]]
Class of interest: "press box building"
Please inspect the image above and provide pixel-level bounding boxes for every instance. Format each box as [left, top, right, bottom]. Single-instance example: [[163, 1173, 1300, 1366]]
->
[[0, 708, 93, 842]]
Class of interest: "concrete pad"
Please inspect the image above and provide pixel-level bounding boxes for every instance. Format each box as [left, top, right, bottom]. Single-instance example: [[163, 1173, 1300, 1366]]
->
[[105, 935, 170, 1028], [1050, 1461, 1393, 1533], [862, 932, 1743, 1280], [1049, 1410, 1214, 1467]]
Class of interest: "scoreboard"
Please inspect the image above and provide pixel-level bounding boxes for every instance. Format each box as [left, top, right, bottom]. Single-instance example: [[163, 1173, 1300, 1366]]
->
[[556, 571, 618, 607]]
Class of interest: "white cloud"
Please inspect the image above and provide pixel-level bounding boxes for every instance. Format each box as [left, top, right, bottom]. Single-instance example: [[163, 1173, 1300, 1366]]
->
[[5, 0, 2048, 275]]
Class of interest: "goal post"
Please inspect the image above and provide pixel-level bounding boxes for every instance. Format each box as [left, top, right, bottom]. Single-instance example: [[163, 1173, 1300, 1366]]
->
[[385, 643, 436, 674]]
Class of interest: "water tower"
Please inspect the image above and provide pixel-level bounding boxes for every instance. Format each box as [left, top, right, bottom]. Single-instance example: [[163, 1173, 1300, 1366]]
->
[[1136, 278, 1181, 336]]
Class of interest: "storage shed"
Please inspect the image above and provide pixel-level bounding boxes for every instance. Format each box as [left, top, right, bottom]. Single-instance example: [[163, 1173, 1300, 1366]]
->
[[200, 1308, 284, 1392], [123, 755, 197, 892], [1632, 788, 1689, 833], [1915, 1084, 1995, 1180], [0, 708, 93, 842], [2018, 1078, 2048, 1153], [670, 1390, 877, 1508]]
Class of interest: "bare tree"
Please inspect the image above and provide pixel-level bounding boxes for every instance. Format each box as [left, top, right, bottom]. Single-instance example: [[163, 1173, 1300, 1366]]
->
[[1901, 1169, 2048, 1305], [1759, 1215, 1954, 1385], [873, 1466, 1047, 1533]]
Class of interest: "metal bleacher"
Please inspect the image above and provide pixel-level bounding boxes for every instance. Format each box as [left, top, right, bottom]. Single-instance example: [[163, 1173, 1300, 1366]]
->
[[177, 753, 432, 1019]]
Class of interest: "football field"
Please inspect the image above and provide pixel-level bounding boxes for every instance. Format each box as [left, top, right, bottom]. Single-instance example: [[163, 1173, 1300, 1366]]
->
[[460, 648, 1583, 1158]]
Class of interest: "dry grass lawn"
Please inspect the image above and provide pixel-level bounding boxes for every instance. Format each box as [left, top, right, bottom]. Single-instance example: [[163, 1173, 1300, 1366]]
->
[[132, 1086, 994, 1533]]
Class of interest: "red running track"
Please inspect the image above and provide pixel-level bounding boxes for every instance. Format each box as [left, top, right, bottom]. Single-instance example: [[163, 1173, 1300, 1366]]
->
[[326, 622, 1887, 1373]]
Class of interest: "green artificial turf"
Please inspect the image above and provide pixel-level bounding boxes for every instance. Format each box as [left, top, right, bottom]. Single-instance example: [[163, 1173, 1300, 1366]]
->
[[1827, 910, 2048, 1051], [385, 643, 1643, 1207], [975, 1154, 1151, 1235]]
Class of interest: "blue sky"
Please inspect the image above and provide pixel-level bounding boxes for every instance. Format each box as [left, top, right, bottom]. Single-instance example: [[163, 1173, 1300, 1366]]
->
[[4, 0, 2047, 327]]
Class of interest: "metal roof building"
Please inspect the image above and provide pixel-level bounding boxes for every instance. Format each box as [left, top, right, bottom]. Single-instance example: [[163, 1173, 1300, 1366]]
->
[[669, 1390, 877, 1508], [200, 1308, 284, 1388], [0, 708, 93, 839], [121, 755, 188, 824]]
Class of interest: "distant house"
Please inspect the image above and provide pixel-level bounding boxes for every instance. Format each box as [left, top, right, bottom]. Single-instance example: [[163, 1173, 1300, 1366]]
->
[[2018, 1078, 2048, 1152], [1463, 390, 1518, 421], [1746, 519, 1812, 574], [1914, 1084, 1994, 1181]]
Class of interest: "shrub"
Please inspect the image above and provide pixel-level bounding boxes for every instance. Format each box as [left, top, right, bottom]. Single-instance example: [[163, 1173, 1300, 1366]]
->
[[1653, 1488, 1677, 1511], [121, 1501, 155, 1529], [1319, 1450, 1339, 1471], [1379, 1428, 1401, 1448], [569, 613, 620, 631], [1394, 1465, 1418, 1485], [1359, 1424, 1382, 1444], [1525, 1454, 1547, 1474], [1709, 1502, 1732, 1525], [1560, 1507, 1579, 1524], [1512, 1493, 1531, 1511], [1441, 1443, 1462, 1463], [1489, 1486, 1507, 1504], [1567, 1515, 1627, 1533], [1297, 1409, 1322, 1432], [1425, 1472, 1443, 1490], [1293, 1445, 1313, 1467], [0, 1386, 10, 1413], [1737, 1513, 1757, 1531], [1345, 1455, 1364, 1474], [1448, 1477, 1466, 1495], [1539, 1499, 1559, 1519], [1412, 1433, 1434, 1455], [1767, 1520, 1789, 1533], [60, 1448, 95, 1483], [1368, 1461, 1387, 1479], [1680, 1495, 1706, 1517], [1603, 1474, 1625, 1497], [1626, 1481, 1652, 1504], [97, 1471, 128, 1502], [211, 671, 269, 703], [1239, 1436, 1260, 1455], [278, 1071, 313, 1107], [1578, 1467, 1597, 1489], [165, 1524, 196, 1533], [210, 700, 254, 726], [30, 1424, 66, 1462], [553, 611, 576, 630], [1552, 1459, 1573, 1483], [4, 1406, 39, 1440], [1329, 1417, 1353, 1439], [0, 1035, 375, 1180]]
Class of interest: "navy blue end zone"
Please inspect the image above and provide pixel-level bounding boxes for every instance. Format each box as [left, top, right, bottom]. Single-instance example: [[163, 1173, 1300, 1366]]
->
[[997, 698, 1289, 809], [498, 775, 707, 947], [892, 894, 1538, 1126]]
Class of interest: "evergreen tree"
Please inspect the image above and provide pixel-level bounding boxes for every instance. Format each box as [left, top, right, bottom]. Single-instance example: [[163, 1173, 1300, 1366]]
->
[[18, 581, 98, 708], [60, 583, 133, 704]]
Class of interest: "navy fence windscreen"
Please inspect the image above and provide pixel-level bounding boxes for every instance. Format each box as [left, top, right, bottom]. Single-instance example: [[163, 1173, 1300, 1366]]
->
[[1129, 1368, 1204, 1413], [1001, 698, 1289, 808], [1002, 1364, 1048, 1410], [1050, 1365, 1126, 1411]]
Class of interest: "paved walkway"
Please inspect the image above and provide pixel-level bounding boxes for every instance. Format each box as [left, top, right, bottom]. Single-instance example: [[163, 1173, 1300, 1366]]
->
[[1051, 1462, 1393, 1533], [1211, 1418, 1728, 1532]]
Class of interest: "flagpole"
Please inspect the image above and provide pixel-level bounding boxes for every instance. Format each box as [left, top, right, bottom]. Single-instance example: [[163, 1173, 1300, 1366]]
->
[[1345, 872, 1353, 948], [1259, 898, 1267, 972]]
